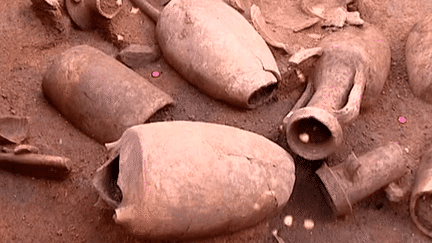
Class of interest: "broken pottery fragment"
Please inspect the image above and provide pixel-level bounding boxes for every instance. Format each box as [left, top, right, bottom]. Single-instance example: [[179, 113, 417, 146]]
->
[[93, 121, 295, 240], [31, 0, 71, 35], [283, 24, 391, 160], [42, 45, 173, 144], [250, 5, 309, 55], [406, 15, 432, 104], [66, 0, 123, 30], [301, 0, 364, 28], [131, 0, 281, 109], [410, 146, 432, 238], [117, 44, 162, 69], [0, 151, 71, 179], [13, 144, 40, 155], [317, 143, 408, 217], [224, 0, 248, 13], [0, 117, 29, 145]]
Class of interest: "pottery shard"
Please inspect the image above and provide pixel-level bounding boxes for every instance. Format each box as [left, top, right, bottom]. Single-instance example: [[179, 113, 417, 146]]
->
[[31, 0, 70, 35], [93, 121, 296, 240], [117, 44, 162, 69], [0, 117, 29, 145]]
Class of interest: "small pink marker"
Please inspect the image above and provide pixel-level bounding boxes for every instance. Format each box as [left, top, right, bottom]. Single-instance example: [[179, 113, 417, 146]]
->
[[151, 71, 160, 78], [398, 116, 407, 124]]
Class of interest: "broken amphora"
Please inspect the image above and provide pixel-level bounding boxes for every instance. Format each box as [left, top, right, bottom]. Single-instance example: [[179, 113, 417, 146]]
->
[[316, 142, 408, 217], [410, 145, 432, 238], [406, 15, 432, 104], [93, 121, 295, 240], [42, 45, 173, 144], [131, 0, 281, 109], [66, 0, 123, 30], [283, 24, 391, 160]]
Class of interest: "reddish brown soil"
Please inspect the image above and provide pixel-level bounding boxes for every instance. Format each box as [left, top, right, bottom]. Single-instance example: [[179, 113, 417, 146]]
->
[[1, 0, 432, 242]]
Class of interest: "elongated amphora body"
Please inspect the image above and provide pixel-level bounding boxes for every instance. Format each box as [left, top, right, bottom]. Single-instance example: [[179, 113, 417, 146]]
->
[[132, 0, 281, 109]]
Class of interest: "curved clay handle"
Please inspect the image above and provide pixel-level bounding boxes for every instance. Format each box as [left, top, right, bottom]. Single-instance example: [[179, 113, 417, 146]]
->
[[333, 65, 367, 124], [282, 78, 314, 125]]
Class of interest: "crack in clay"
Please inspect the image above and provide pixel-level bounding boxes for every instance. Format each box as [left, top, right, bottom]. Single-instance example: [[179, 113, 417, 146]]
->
[[266, 181, 278, 207], [256, 54, 280, 82]]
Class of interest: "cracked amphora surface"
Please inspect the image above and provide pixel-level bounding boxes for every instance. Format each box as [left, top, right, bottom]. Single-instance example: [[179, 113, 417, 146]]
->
[[93, 121, 295, 240], [155, 0, 281, 109]]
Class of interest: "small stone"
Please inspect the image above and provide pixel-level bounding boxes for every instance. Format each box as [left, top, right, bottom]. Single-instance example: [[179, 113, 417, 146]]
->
[[117, 44, 162, 69], [130, 7, 139, 14], [385, 181, 406, 202], [303, 219, 314, 230], [253, 203, 261, 210], [284, 215, 293, 227], [307, 33, 322, 39], [346, 11, 364, 26], [56, 229, 63, 236], [299, 133, 309, 143], [117, 34, 124, 41]]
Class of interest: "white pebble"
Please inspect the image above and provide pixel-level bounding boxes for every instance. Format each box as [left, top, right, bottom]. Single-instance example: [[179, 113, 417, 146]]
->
[[253, 203, 261, 210], [130, 7, 139, 14], [299, 133, 309, 143], [307, 33, 322, 39], [303, 219, 314, 230], [284, 215, 293, 227]]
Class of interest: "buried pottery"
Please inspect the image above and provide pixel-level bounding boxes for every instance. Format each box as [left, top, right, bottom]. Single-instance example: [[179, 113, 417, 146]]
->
[[283, 24, 391, 160], [42, 45, 173, 144], [410, 145, 432, 238], [406, 15, 432, 104], [65, 0, 123, 30], [131, 0, 281, 109], [316, 142, 408, 217], [93, 121, 295, 240]]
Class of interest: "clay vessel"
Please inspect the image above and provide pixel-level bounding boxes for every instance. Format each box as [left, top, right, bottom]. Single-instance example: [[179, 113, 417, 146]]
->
[[283, 24, 391, 160], [316, 142, 407, 216], [410, 145, 432, 238], [66, 0, 123, 30], [42, 45, 173, 144], [93, 121, 295, 240], [406, 15, 432, 103], [131, 0, 281, 109]]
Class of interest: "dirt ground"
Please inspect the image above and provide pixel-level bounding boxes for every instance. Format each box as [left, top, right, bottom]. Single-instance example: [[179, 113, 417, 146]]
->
[[1, 0, 432, 242]]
